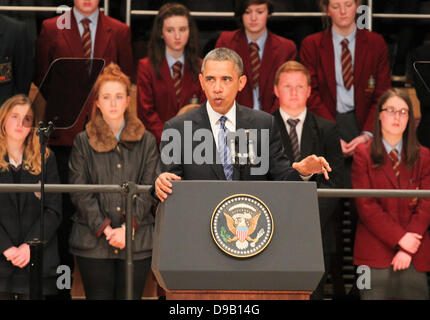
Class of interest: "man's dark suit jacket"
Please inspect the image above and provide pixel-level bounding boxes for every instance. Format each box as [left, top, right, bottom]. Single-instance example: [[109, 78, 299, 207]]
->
[[160, 102, 302, 182], [0, 14, 33, 106], [273, 108, 344, 254]]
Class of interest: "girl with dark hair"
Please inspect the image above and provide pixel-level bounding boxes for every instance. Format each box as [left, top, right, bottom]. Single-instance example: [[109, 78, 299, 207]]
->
[[69, 63, 159, 299], [351, 88, 430, 300], [0, 94, 62, 299], [216, 0, 296, 113], [137, 2, 204, 144]]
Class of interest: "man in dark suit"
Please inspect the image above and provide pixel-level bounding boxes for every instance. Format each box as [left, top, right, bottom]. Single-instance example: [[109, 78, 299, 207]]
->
[[0, 14, 33, 106], [272, 60, 345, 299], [155, 48, 332, 201]]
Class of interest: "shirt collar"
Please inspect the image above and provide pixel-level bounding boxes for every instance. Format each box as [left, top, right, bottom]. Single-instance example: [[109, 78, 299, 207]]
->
[[115, 120, 126, 141], [206, 101, 236, 128], [279, 107, 307, 125], [382, 138, 403, 157], [245, 29, 268, 52], [9, 157, 22, 169], [73, 6, 99, 27], [332, 25, 357, 46], [166, 51, 185, 70]]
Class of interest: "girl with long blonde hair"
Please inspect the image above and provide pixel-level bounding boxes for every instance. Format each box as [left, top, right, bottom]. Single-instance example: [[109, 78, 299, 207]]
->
[[0, 94, 62, 299]]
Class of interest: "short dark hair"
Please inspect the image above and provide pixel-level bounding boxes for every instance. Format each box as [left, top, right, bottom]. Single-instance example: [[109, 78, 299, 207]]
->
[[234, 0, 274, 28], [202, 48, 244, 76]]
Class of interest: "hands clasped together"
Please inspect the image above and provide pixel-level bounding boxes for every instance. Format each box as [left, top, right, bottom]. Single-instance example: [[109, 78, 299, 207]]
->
[[3, 243, 30, 268], [104, 225, 126, 250], [393, 232, 423, 272]]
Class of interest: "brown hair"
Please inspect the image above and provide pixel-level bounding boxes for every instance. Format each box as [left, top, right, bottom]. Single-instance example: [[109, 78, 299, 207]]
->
[[370, 88, 420, 169], [90, 63, 132, 120], [234, 0, 274, 29], [147, 3, 200, 80], [0, 94, 48, 175], [274, 61, 311, 86], [319, 0, 362, 29]]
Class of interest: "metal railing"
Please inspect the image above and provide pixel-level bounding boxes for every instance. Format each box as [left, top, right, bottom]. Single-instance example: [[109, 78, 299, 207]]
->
[[125, 0, 430, 31], [1, 1, 429, 31], [0, 182, 429, 300], [0, 2, 107, 14]]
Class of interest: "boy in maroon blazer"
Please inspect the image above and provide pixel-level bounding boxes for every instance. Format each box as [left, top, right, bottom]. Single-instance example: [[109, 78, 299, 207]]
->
[[300, 0, 391, 187], [215, 0, 297, 114], [36, 0, 133, 86], [34, 0, 133, 299], [35, 0, 134, 147]]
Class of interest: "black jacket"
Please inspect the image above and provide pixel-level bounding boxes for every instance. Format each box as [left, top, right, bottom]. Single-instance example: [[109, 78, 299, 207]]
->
[[68, 111, 159, 260], [160, 102, 302, 181], [273, 108, 344, 254], [0, 152, 62, 295]]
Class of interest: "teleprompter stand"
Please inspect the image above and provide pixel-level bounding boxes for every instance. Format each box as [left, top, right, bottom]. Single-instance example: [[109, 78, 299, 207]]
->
[[27, 59, 104, 299]]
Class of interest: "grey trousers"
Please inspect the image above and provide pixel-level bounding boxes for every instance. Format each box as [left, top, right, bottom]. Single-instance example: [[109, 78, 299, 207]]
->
[[359, 265, 429, 300]]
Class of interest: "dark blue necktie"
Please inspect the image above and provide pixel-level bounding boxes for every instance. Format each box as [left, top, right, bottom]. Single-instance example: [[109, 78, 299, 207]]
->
[[218, 116, 233, 180]]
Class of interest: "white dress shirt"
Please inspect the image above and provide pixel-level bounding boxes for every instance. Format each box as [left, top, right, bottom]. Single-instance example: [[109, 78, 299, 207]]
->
[[73, 7, 99, 59], [278, 107, 307, 150], [278, 108, 313, 180], [206, 101, 236, 151]]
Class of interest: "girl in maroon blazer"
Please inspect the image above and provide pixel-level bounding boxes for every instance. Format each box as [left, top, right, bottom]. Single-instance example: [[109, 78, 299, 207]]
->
[[137, 3, 204, 144], [351, 89, 430, 300], [215, 0, 297, 113]]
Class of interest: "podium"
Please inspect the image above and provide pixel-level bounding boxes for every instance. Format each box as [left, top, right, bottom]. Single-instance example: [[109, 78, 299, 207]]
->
[[152, 181, 324, 300]]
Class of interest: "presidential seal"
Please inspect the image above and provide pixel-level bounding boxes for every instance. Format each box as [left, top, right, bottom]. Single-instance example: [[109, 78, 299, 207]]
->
[[211, 194, 274, 258]]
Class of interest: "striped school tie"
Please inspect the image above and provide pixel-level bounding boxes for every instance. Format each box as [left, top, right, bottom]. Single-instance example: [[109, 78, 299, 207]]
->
[[172, 61, 182, 105], [218, 116, 233, 181], [388, 149, 400, 178], [287, 118, 300, 162], [81, 19, 92, 58], [341, 38, 353, 90], [249, 42, 261, 89]]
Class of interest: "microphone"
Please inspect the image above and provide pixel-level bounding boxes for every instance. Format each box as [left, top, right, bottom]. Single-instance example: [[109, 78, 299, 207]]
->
[[248, 135, 257, 167], [227, 135, 237, 166]]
